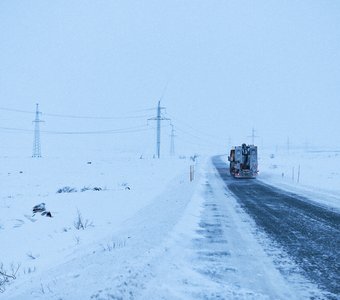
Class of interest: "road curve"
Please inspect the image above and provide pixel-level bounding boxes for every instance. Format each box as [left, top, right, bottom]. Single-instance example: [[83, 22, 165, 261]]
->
[[212, 156, 340, 297]]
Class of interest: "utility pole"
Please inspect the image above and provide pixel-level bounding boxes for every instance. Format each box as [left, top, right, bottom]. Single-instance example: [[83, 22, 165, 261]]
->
[[32, 103, 44, 158], [170, 123, 176, 156], [148, 101, 170, 158]]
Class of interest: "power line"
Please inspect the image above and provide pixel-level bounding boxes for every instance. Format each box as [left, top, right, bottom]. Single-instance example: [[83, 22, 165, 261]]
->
[[43, 112, 151, 120], [43, 125, 153, 135], [0, 125, 156, 135], [175, 135, 222, 150], [0, 127, 32, 133], [175, 126, 226, 148], [165, 112, 222, 141], [0, 106, 152, 120], [128, 108, 155, 113], [0, 107, 33, 114]]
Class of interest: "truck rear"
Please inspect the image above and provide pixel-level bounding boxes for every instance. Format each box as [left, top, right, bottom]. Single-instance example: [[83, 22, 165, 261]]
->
[[228, 144, 258, 178]]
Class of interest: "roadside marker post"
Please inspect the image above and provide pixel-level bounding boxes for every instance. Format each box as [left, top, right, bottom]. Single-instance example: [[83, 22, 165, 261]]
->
[[190, 165, 194, 182]]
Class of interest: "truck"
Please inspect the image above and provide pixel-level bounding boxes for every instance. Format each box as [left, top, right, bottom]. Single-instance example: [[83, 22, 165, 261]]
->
[[228, 144, 258, 178]]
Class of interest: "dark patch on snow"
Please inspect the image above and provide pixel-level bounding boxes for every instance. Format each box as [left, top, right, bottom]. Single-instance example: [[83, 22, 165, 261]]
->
[[57, 186, 77, 193]]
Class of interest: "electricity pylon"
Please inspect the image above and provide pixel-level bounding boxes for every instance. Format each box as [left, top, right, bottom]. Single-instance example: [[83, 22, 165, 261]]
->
[[148, 101, 170, 158], [170, 123, 176, 156], [248, 128, 259, 145], [32, 103, 44, 158]]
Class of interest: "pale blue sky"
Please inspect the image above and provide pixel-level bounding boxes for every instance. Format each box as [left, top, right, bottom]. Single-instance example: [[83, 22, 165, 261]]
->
[[0, 1, 339, 156]]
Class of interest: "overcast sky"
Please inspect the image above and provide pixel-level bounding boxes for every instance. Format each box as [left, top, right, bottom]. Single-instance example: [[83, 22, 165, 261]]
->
[[0, 1, 339, 157]]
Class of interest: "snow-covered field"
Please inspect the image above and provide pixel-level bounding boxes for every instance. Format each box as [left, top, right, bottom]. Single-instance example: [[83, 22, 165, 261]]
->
[[259, 148, 340, 210], [0, 152, 195, 298], [0, 148, 338, 299]]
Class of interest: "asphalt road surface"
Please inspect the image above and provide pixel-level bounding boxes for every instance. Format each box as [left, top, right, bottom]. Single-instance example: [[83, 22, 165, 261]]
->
[[212, 156, 340, 297]]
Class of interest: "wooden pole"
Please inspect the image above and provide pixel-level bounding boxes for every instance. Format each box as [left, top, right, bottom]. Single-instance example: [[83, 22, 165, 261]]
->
[[190, 165, 194, 182]]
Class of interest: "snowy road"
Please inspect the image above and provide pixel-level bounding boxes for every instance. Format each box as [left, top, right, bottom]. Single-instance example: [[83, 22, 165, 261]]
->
[[213, 156, 340, 298]]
